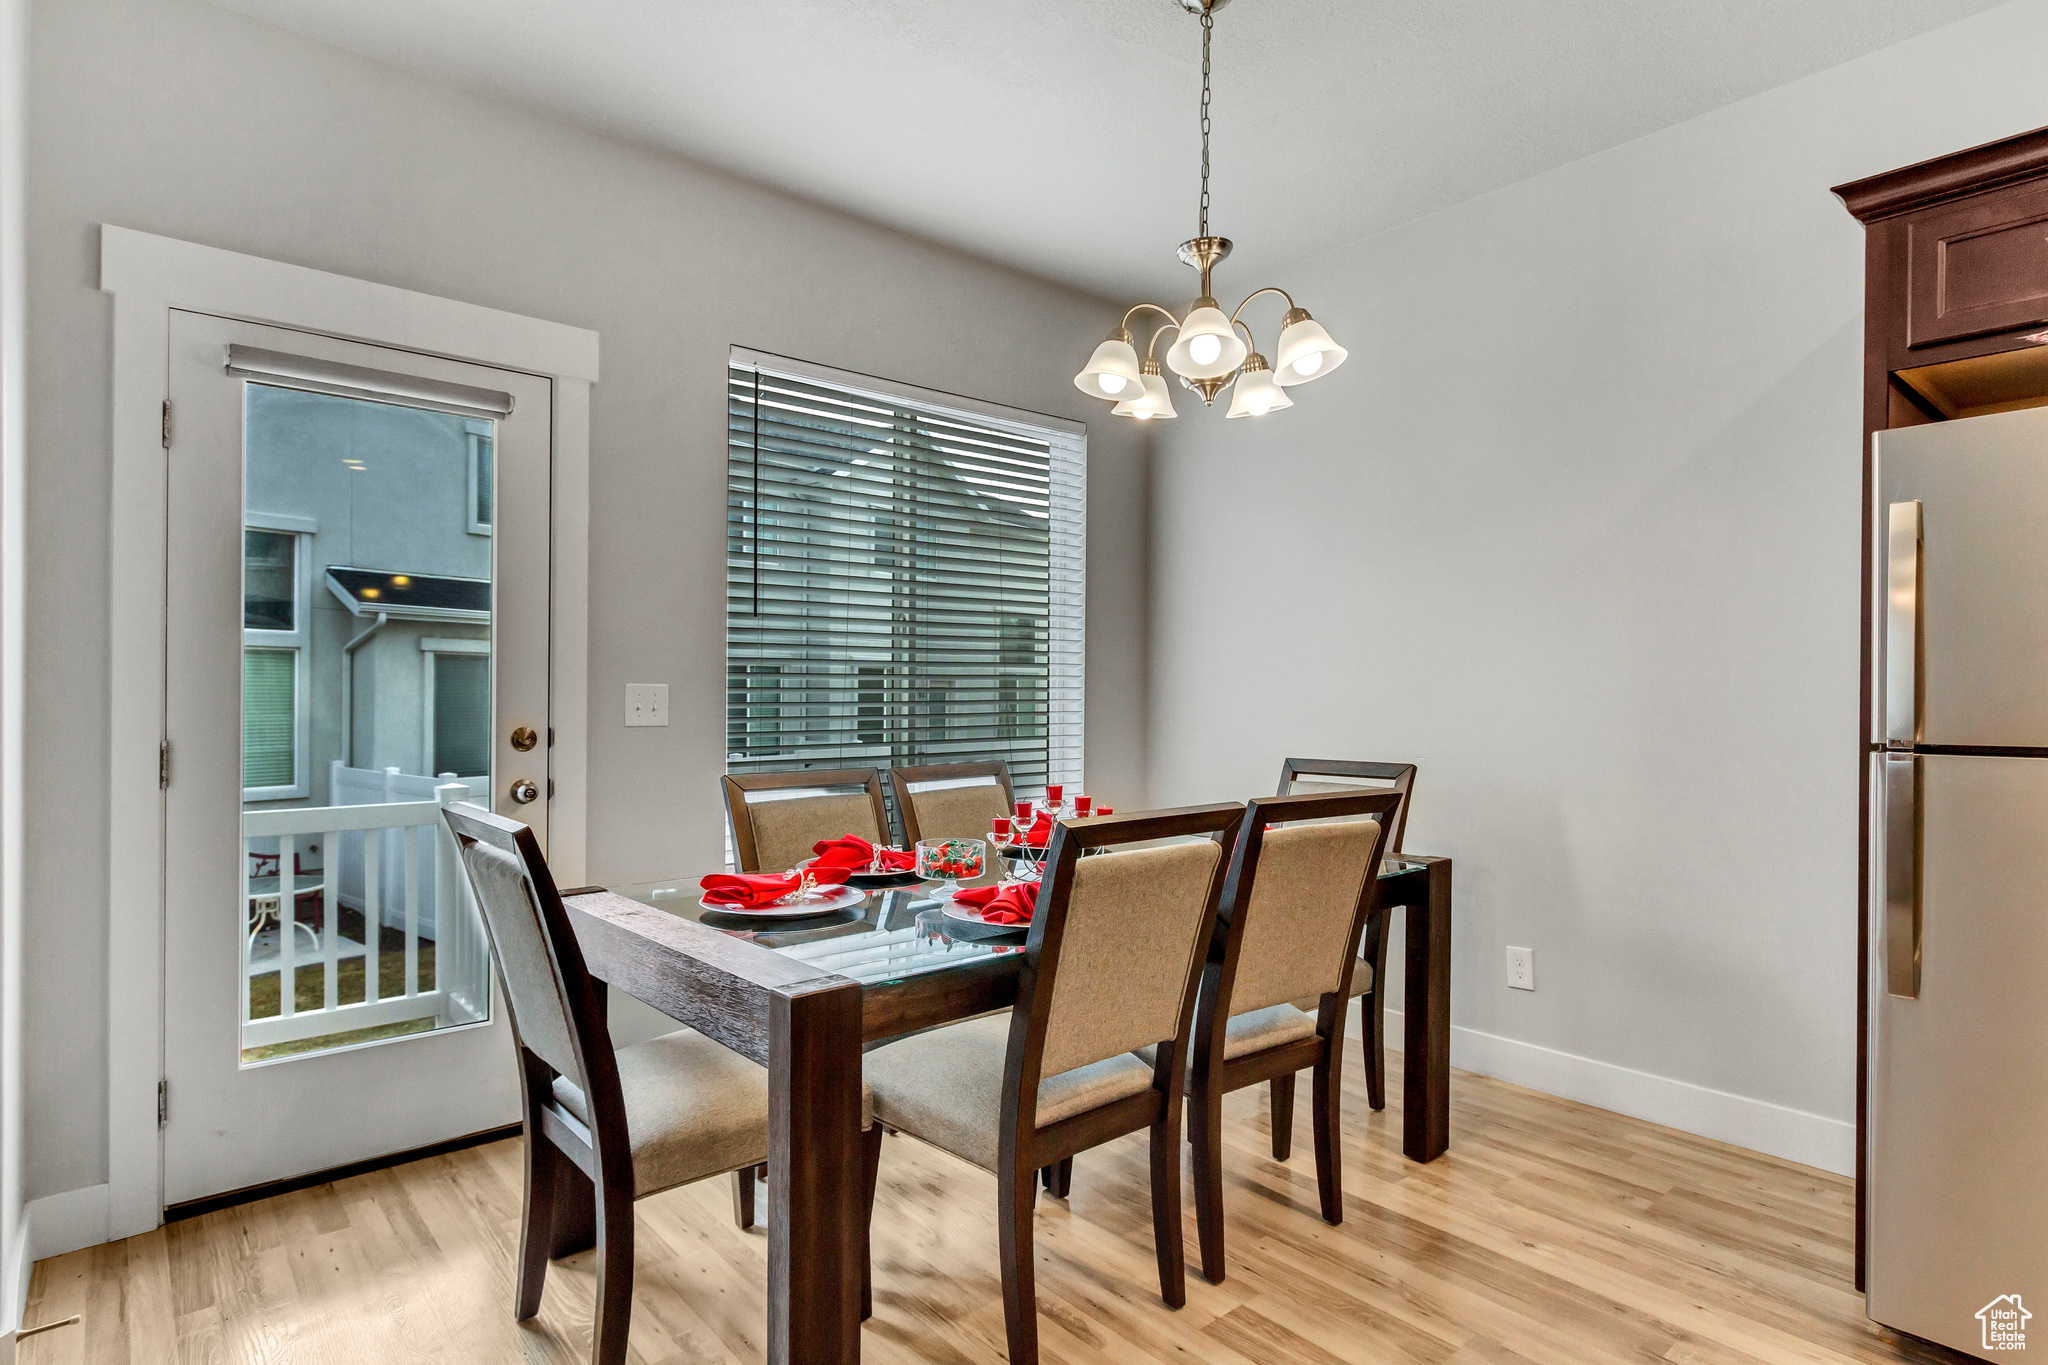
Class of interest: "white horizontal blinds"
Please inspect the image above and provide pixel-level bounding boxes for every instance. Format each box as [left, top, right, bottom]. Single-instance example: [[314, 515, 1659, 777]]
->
[[242, 650, 296, 788], [727, 362, 1085, 801]]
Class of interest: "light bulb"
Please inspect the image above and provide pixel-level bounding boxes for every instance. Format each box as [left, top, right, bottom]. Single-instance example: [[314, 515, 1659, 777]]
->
[[1189, 334, 1222, 367], [1291, 351, 1323, 378], [1099, 373, 1126, 395]]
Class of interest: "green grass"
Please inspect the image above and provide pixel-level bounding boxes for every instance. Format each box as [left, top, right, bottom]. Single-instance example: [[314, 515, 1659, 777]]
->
[[242, 905, 441, 1062]]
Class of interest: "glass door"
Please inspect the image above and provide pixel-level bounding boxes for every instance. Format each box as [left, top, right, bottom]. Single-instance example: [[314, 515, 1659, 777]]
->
[[160, 311, 552, 1207]]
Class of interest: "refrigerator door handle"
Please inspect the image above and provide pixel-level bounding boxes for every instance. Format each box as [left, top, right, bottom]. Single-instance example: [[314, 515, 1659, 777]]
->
[[1885, 500, 1922, 747], [1884, 752, 1922, 999]]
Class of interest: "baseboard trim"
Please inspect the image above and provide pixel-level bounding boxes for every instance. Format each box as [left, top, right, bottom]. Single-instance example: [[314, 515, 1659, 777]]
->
[[4, 1214, 28, 1348], [24, 1184, 109, 1264], [1383, 1008, 1855, 1176]]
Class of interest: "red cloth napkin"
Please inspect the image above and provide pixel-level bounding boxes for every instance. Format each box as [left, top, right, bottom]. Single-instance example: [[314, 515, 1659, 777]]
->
[[810, 834, 915, 873], [699, 867, 850, 908], [952, 881, 1039, 925], [1022, 812, 1055, 848]]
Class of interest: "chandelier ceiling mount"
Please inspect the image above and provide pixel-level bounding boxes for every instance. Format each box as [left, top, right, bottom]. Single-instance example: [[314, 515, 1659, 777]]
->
[[1074, 0, 1344, 420]]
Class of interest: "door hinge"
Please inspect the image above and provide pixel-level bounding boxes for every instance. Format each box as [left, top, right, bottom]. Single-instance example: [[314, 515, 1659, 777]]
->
[[157, 1079, 168, 1127], [159, 740, 171, 789], [161, 399, 172, 449]]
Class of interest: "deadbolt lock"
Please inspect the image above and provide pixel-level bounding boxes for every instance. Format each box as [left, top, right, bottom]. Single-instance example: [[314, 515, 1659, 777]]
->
[[509, 778, 540, 805], [510, 726, 539, 752]]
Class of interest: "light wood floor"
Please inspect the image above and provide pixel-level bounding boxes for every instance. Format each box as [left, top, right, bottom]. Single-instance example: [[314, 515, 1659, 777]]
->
[[23, 1053, 1954, 1365]]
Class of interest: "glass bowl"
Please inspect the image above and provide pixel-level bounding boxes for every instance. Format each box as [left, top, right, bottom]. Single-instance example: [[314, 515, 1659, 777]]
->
[[915, 837, 985, 893]]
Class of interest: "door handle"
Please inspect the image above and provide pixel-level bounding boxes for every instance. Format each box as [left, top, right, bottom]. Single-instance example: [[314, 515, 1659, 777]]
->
[[1885, 501, 1921, 747], [508, 778, 539, 805], [1883, 752, 1922, 999]]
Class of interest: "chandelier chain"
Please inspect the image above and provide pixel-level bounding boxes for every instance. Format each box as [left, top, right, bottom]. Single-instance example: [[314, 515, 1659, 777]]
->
[[1199, 4, 1212, 238]]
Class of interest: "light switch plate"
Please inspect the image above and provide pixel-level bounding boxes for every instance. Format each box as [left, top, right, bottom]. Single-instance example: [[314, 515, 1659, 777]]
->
[[624, 683, 669, 727], [1506, 946, 1535, 991]]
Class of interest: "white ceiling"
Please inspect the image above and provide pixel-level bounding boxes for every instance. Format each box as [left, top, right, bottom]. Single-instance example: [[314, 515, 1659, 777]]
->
[[209, 0, 2006, 301]]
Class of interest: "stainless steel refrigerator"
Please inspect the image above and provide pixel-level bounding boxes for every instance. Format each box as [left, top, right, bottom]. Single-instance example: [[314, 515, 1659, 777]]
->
[[1869, 405, 2048, 1360]]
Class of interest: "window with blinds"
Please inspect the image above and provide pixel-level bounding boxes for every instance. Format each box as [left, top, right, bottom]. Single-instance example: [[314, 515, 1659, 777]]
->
[[432, 653, 492, 777], [242, 649, 297, 789], [726, 357, 1085, 801]]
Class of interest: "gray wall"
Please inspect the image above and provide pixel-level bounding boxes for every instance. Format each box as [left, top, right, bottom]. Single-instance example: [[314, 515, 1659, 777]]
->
[[1146, 0, 2048, 1171], [24, 0, 1151, 1200]]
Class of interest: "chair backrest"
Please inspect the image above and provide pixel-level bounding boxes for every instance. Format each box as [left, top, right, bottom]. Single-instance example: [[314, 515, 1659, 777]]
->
[[722, 768, 893, 872], [1212, 790, 1400, 1027], [890, 760, 1016, 847], [1010, 804, 1243, 1096], [440, 803, 613, 1108], [1278, 757, 1417, 852]]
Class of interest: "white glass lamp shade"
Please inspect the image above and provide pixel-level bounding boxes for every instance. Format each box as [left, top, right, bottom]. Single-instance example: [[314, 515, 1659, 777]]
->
[[1113, 364, 1178, 420], [1074, 333, 1145, 401], [1273, 310, 1347, 386], [1225, 357, 1293, 418], [1165, 302, 1247, 380]]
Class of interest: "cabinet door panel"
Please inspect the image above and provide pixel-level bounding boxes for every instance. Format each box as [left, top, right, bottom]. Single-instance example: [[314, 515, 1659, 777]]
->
[[1908, 181, 2048, 348]]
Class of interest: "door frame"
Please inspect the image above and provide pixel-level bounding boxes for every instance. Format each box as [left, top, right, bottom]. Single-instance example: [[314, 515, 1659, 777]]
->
[[99, 225, 598, 1241]]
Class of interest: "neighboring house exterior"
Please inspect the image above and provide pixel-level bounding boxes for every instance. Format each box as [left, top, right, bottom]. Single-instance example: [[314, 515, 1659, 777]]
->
[[242, 383, 494, 810]]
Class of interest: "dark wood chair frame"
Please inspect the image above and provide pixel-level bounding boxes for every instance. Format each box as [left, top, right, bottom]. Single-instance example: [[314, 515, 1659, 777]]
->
[[1278, 757, 1416, 1109], [1185, 788, 1400, 1284], [443, 804, 862, 1365], [721, 767, 894, 872], [887, 758, 1017, 845], [860, 802, 1245, 1365]]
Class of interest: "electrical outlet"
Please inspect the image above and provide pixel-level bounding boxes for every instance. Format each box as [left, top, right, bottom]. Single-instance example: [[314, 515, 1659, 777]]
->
[[624, 683, 669, 727], [1506, 946, 1535, 991]]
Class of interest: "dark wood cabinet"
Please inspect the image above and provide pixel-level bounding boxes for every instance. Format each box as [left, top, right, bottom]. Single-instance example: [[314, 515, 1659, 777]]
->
[[1835, 124, 2048, 1296], [1907, 181, 2048, 348]]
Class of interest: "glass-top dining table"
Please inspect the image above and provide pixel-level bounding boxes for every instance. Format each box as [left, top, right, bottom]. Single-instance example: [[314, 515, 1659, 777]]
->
[[608, 850, 1432, 1004], [560, 846, 1453, 1365]]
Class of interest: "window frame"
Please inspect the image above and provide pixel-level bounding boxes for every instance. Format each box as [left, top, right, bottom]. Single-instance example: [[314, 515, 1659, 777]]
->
[[465, 421, 494, 536], [240, 517, 314, 802], [723, 348, 1086, 804], [419, 636, 492, 778]]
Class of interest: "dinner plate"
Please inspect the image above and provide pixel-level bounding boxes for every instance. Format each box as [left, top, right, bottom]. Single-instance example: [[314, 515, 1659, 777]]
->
[[697, 883, 866, 917], [843, 868, 925, 890], [938, 894, 1031, 930], [796, 857, 924, 890]]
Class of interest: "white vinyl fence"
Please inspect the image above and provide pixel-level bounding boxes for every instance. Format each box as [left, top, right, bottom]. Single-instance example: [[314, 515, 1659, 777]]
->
[[240, 773, 491, 1050]]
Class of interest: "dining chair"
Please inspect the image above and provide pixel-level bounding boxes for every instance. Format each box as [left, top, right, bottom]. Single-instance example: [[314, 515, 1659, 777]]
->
[[861, 802, 1245, 1365], [721, 767, 892, 873], [443, 803, 872, 1365], [1164, 788, 1399, 1285], [890, 759, 1015, 888], [889, 759, 1016, 845], [1278, 757, 1417, 1109]]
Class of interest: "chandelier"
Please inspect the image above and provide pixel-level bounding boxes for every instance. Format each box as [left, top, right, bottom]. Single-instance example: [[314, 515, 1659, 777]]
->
[[1073, 0, 1345, 420]]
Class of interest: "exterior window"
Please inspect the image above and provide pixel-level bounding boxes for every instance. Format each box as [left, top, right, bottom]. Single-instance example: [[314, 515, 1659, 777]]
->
[[244, 529, 295, 630], [467, 424, 494, 535], [724, 359, 1085, 799], [242, 524, 309, 800], [241, 649, 297, 788], [426, 649, 491, 777]]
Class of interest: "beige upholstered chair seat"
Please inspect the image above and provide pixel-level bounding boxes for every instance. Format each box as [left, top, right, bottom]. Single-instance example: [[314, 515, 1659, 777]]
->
[[865, 1014, 1156, 1170], [551, 1030, 876, 1197], [1138, 1002, 1318, 1068]]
